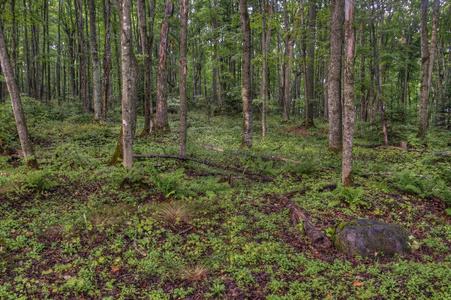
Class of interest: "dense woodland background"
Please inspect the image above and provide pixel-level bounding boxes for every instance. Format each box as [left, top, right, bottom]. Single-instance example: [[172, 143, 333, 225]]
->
[[0, 0, 450, 141]]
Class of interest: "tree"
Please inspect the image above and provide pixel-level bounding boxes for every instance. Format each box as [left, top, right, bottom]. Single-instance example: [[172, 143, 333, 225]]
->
[[417, 0, 430, 139], [138, 0, 156, 137], [88, 0, 102, 121], [179, 0, 189, 156], [102, 0, 112, 122], [327, 0, 344, 153], [260, 0, 274, 140], [239, 0, 252, 148], [155, 0, 174, 134], [304, 0, 316, 127], [0, 20, 38, 169], [118, 0, 138, 167], [342, 0, 355, 187]]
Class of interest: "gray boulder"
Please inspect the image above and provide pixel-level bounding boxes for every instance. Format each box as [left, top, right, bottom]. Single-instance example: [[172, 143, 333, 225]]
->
[[333, 219, 415, 257]]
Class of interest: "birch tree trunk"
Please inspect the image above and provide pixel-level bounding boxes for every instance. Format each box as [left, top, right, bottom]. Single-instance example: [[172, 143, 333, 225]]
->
[[239, 0, 252, 148], [179, 0, 189, 157], [88, 0, 102, 121], [327, 0, 344, 152], [118, 0, 138, 167], [342, 0, 355, 187], [0, 23, 38, 169]]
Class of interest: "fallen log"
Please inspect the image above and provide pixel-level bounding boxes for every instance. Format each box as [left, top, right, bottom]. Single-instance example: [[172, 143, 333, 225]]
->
[[201, 144, 301, 164], [274, 194, 333, 249], [133, 154, 274, 182]]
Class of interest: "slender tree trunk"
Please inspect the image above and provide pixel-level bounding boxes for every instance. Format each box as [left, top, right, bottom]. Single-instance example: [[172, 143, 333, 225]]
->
[[117, 0, 138, 167], [427, 0, 439, 119], [282, 0, 290, 121], [56, 0, 62, 105], [88, 0, 102, 120], [417, 0, 430, 138], [23, 0, 31, 97], [211, 0, 218, 109], [342, 0, 355, 187], [155, 0, 173, 133], [179, 0, 189, 156], [260, 0, 274, 140], [102, 0, 112, 122], [327, 0, 344, 152], [138, 0, 156, 137], [305, 0, 316, 127], [75, 0, 88, 112], [0, 23, 38, 169], [370, 2, 388, 146], [239, 0, 252, 148]]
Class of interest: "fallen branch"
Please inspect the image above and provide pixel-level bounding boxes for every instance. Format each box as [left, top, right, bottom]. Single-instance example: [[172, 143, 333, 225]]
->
[[201, 144, 301, 164], [274, 194, 333, 249], [133, 154, 274, 182]]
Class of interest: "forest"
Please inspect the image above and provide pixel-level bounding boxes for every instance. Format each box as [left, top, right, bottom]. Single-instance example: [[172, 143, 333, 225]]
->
[[0, 0, 450, 298]]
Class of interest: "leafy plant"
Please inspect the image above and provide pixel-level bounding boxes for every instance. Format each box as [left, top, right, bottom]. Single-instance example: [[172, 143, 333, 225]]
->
[[394, 171, 429, 198], [330, 185, 366, 211], [148, 166, 186, 198]]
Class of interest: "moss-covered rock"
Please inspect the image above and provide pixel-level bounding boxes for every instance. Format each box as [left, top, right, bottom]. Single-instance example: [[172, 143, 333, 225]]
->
[[333, 219, 413, 257]]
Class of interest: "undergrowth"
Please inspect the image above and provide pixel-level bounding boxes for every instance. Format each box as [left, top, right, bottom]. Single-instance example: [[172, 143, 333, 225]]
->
[[0, 101, 450, 299]]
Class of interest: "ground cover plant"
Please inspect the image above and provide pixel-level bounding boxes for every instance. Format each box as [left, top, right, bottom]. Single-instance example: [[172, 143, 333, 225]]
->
[[1, 100, 450, 299]]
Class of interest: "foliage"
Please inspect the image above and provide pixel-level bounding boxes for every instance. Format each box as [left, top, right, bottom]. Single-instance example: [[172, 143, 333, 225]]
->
[[330, 185, 366, 211]]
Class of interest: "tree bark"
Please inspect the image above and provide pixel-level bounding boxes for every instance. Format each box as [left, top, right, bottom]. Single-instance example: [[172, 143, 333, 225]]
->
[[342, 0, 355, 187], [75, 0, 88, 113], [88, 0, 102, 121], [304, 0, 316, 127], [260, 0, 274, 140], [179, 0, 189, 156], [102, 0, 112, 122], [427, 0, 439, 117], [327, 0, 344, 152], [417, 0, 430, 139], [118, 0, 138, 167], [239, 0, 252, 148], [0, 22, 38, 169], [138, 0, 156, 137], [155, 0, 173, 133]]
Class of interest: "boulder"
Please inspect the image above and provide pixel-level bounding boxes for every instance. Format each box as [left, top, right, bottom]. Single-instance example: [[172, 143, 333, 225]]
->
[[333, 219, 415, 257]]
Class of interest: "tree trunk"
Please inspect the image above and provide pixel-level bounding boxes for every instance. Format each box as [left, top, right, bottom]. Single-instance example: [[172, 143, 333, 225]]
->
[[102, 0, 112, 122], [370, 9, 389, 146], [179, 0, 189, 157], [305, 0, 316, 127], [327, 0, 344, 153], [155, 0, 173, 133], [342, 0, 355, 187], [75, 0, 88, 113], [417, 0, 430, 138], [427, 0, 439, 119], [88, 0, 102, 121], [260, 0, 274, 140], [138, 0, 156, 137], [22, 0, 32, 97], [118, 0, 138, 167], [0, 22, 38, 169], [239, 0, 252, 148]]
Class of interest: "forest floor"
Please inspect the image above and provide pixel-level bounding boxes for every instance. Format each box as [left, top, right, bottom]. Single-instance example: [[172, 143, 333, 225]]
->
[[1, 100, 451, 299]]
